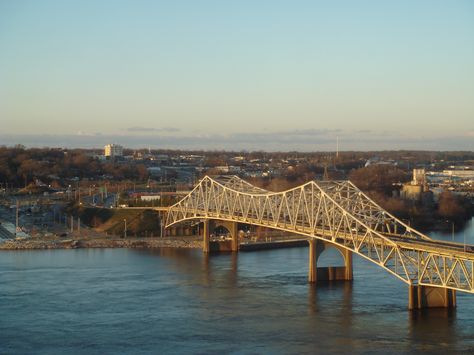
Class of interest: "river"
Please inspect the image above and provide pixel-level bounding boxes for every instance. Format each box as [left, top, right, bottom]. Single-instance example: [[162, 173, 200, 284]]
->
[[1, 220, 474, 354]]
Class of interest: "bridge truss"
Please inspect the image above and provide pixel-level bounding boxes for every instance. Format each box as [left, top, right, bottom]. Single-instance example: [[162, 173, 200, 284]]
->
[[166, 176, 474, 294]]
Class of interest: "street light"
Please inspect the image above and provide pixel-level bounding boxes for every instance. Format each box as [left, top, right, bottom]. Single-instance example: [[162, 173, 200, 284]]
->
[[452, 222, 455, 242]]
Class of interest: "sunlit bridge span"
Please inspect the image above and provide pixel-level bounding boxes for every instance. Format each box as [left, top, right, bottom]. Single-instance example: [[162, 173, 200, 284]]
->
[[166, 175, 474, 309]]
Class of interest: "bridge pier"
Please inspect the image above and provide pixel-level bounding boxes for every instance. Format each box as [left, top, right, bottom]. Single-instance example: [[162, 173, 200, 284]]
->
[[408, 285, 456, 310], [203, 219, 210, 253], [213, 220, 240, 252], [201, 220, 240, 253], [229, 222, 239, 252], [308, 239, 317, 282], [308, 238, 353, 283]]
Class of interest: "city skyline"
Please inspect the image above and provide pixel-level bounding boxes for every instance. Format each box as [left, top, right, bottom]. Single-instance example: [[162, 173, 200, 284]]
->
[[1, 0, 473, 150]]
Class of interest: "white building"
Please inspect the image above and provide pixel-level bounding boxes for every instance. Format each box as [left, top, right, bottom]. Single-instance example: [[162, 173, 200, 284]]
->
[[442, 170, 474, 179], [140, 195, 161, 202], [104, 144, 123, 158], [412, 169, 426, 185]]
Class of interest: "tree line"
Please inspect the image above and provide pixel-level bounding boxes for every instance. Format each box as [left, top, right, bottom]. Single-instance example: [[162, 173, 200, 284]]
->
[[0, 146, 148, 188]]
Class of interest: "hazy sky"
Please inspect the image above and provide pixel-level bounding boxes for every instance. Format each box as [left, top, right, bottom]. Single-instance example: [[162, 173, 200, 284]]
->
[[1, 0, 473, 150]]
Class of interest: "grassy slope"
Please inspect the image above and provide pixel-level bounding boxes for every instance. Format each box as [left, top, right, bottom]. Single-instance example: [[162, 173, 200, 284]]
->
[[74, 206, 161, 236]]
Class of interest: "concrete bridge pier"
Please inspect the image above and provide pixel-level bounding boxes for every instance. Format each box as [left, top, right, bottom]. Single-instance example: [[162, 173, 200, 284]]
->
[[201, 220, 240, 253], [408, 285, 456, 310], [308, 239, 317, 282], [202, 219, 210, 253], [308, 238, 353, 283], [229, 222, 239, 252], [213, 220, 240, 252]]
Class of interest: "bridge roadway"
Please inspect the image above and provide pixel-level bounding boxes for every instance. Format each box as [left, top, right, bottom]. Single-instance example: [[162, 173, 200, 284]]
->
[[115, 207, 169, 212], [163, 175, 474, 309]]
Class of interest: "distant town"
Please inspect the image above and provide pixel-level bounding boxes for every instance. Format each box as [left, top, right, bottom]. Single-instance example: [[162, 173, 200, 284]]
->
[[0, 144, 473, 245]]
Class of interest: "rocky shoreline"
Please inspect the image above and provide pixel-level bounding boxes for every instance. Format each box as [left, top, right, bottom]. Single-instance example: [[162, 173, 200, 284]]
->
[[0, 237, 203, 250]]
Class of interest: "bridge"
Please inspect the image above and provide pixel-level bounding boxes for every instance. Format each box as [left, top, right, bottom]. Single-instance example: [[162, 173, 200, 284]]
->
[[165, 175, 474, 309]]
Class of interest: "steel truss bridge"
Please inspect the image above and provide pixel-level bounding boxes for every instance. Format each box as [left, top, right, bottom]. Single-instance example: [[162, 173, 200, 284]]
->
[[166, 175, 474, 308]]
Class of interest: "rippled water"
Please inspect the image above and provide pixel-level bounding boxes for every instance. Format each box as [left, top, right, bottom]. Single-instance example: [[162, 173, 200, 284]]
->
[[1, 223, 474, 354]]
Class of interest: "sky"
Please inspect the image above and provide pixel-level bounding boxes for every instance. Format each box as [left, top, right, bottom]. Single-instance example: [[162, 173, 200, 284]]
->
[[0, 0, 473, 151]]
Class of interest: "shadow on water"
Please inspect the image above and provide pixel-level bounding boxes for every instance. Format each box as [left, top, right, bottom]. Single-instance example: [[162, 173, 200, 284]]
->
[[228, 252, 239, 285], [408, 308, 460, 351], [135, 248, 241, 292], [308, 281, 353, 315]]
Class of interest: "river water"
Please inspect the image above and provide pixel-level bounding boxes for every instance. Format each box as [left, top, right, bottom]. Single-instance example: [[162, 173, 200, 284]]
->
[[1, 220, 474, 354]]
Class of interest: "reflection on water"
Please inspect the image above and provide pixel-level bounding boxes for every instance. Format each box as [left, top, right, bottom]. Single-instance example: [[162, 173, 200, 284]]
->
[[1, 246, 474, 353], [408, 308, 459, 352]]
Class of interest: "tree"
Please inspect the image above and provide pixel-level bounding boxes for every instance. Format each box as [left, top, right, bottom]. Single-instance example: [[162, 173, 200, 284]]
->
[[437, 192, 465, 221], [349, 165, 409, 194]]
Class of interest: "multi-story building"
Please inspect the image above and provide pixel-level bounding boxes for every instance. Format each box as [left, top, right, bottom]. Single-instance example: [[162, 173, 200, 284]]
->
[[104, 144, 123, 158]]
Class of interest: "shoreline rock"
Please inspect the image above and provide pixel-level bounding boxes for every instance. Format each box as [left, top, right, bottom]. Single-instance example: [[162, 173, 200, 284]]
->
[[0, 237, 203, 250]]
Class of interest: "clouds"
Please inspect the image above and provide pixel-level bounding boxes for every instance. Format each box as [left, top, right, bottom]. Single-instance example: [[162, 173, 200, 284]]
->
[[0, 129, 472, 151], [125, 127, 180, 133]]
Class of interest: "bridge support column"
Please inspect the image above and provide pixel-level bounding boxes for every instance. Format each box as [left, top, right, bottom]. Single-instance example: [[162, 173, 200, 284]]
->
[[308, 239, 353, 283], [203, 220, 210, 253], [308, 239, 317, 282], [213, 220, 240, 252], [342, 248, 353, 281], [230, 222, 239, 252], [408, 285, 456, 310]]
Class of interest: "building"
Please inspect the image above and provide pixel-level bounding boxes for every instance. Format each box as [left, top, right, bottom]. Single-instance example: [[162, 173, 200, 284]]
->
[[442, 170, 474, 180], [140, 195, 161, 202], [104, 144, 123, 158], [412, 169, 426, 185], [364, 157, 397, 167], [401, 168, 433, 204]]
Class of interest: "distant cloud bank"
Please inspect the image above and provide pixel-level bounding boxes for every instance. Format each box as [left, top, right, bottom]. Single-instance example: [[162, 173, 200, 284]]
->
[[125, 126, 180, 133], [0, 130, 472, 151]]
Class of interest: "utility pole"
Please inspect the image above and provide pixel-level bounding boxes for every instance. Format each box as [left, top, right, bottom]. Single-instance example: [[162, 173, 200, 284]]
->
[[464, 230, 466, 252], [123, 219, 127, 238], [15, 200, 19, 237], [323, 163, 329, 180], [160, 213, 164, 238]]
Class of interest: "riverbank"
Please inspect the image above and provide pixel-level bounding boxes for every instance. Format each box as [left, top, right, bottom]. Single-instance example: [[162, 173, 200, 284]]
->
[[0, 236, 203, 250], [0, 235, 311, 251]]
